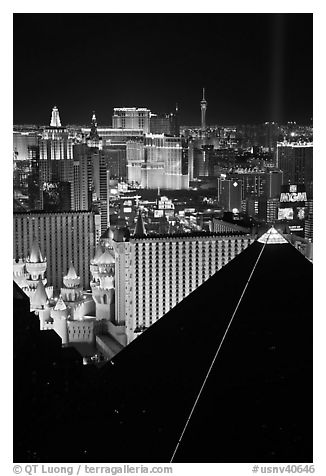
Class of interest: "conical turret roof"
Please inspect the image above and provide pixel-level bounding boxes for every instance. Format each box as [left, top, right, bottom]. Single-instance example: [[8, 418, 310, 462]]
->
[[93, 244, 104, 264], [98, 250, 115, 265], [29, 238, 44, 263], [65, 262, 78, 279], [54, 296, 67, 311], [134, 210, 146, 237], [32, 281, 48, 308]]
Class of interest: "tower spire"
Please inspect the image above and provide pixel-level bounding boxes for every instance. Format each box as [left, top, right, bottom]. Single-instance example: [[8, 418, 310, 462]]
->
[[200, 88, 207, 131], [50, 106, 61, 127], [89, 111, 100, 140]]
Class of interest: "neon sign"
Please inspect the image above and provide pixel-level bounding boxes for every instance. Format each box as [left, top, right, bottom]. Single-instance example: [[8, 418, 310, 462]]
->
[[280, 192, 307, 203]]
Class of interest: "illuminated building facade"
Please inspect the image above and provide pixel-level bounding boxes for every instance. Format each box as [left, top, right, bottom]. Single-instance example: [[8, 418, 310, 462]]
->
[[277, 183, 308, 236], [112, 108, 151, 133], [126, 139, 145, 184], [13, 211, 95, 290], [127, 134, 189, 190]]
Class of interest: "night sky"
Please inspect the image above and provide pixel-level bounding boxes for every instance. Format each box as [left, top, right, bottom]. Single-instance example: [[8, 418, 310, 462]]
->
[[13, 13, 313, 126]]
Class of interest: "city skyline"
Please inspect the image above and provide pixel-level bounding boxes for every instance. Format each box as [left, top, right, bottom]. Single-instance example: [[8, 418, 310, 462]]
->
[[14, 13, 312, 125], [12, 10, 315, 468]]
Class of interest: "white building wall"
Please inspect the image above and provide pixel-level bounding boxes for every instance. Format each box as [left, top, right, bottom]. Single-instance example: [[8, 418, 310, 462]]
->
[[114, 234, 254, 342]]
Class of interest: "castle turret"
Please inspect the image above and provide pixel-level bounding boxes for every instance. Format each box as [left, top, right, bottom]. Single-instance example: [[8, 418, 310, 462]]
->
[[61, 262, 83, 302], [25, 238, 47, 288], [90, 243, 105, 280], [91, 247, 115, 321], [51, 296, 69, 345], [13, 258, 28, 289]]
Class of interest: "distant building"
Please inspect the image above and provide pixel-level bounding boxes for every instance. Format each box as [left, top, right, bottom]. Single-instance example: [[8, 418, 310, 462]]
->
[[39, 106, 74, 210], [72, 143, 93, 211], [112, 107, 151, 133], [276, 142, 313, 197], [218, 177, 242, 212], [228, 168, 284, 200], [27, 145, 41, 210], [81, 127, 144, 146], [13, 130, 39, 161], [150, 108, 179, 136]]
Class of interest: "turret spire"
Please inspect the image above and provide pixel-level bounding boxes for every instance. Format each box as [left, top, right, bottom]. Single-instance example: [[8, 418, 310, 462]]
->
[[134, 210, 146, 237], [29, 237, 44, 263], [32, 280, 48, 309], [66, 261, 78, 279], [50, 106, 61, 127]]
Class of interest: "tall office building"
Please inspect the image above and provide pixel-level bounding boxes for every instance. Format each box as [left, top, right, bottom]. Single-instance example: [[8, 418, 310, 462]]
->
[[201, 88, 207, 131], [39, 106, 74, 210], [13, 211, 95, 290], [104, 223, 254, 343], [276, 142, 313, 197], [27, 145, 41, 210], [72, 143, 93, 211], [112, 108, 151, 133]]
